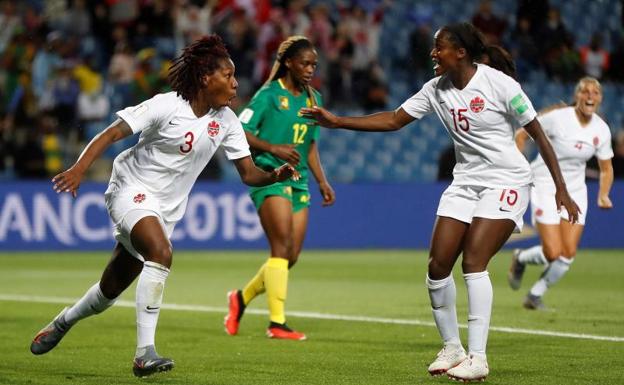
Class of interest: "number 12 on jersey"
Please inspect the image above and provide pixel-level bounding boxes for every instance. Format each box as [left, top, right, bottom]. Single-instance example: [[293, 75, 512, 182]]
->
[[293, 123, 308, 144]]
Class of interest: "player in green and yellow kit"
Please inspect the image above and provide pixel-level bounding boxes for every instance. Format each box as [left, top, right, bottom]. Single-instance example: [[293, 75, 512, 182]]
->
[[224, 36, 335, 340]]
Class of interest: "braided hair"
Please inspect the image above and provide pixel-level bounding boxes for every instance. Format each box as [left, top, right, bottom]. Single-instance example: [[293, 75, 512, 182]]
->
[[265, 35, 318, 106], [168, 34, 230, 103], [440, 22, 487, 64]]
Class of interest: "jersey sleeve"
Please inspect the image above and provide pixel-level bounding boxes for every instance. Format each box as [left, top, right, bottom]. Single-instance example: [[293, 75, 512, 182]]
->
[[116, 93, 169, 134], [222, 109, 252, 160], [400, 79, 435, 119], [503, 80, 537, 127], [596, 124, 614, 160], [238, 88, 270, 135]]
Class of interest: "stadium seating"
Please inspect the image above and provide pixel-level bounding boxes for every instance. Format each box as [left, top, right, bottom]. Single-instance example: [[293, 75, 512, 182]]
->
[[311, 0, 624, 183]]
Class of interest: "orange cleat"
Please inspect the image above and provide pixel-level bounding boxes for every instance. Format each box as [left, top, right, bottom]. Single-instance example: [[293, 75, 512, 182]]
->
[[266, 323, 306, 340], [224, 290, 245, 335]]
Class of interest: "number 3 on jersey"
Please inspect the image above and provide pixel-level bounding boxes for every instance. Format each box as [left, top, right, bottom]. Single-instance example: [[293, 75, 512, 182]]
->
[[450, 108, 469, 132], [293, 123, 308, 144], [180, 131, 194, 154]]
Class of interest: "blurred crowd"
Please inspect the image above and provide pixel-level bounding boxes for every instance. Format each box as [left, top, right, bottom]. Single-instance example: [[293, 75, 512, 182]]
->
[[0, 0, 623, 181], [408, 0, 624, 83], [0, 0, 389, 180]]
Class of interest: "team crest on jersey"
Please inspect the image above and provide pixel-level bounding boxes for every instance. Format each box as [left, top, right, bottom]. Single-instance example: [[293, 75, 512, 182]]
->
[[279, 96, 289, 110], [133, 193, 146, 203], [593, 136, 599, 146], [207, 120, 220, 137], [470, 96, 485, 113], [535, 208, 543, 217]]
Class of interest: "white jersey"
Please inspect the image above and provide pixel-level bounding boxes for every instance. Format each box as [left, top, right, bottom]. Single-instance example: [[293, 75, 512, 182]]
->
[[106, 91, 251, 222], [401, 63, 536, 188], [531, 106, 613, 190]]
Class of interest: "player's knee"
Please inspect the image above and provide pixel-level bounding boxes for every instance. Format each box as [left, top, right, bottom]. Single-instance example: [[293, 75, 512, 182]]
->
[[461, 257, 486, 274], [147, 243, 173, 268], [288, 253, 299, 268], [562, 246, 577, 259], [542, 245, 561, 261], [427, 257, 453, 280]]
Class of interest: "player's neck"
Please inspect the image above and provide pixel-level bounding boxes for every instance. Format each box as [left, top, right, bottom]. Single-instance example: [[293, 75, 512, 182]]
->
[[449, 64, 477, 90], [281, 76, 303, 96], [190, 94, 214, 117], [574, 108, 592, 126]]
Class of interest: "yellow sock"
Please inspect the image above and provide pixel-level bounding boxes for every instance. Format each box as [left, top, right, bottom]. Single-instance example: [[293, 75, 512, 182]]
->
[[242, 262, 267, 305], [265, 257, 289, 324]]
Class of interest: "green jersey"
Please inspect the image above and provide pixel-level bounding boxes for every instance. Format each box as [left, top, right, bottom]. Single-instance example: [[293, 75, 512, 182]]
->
[[239, 79, 322, 187]]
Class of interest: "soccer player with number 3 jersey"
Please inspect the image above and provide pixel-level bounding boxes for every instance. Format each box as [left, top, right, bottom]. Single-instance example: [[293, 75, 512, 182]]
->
[[509, 77, 614, 310], [224, 36, 335, 341], [29, 35, 297, 378], [302, 22, 579, 382]]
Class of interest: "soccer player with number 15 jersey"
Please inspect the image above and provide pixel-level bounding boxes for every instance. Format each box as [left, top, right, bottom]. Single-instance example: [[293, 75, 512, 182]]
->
[[302, 22, 579, 382]]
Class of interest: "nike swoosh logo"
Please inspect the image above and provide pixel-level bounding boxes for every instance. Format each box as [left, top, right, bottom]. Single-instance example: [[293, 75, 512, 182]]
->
[[169, 120, 178, 126], [499, 208, 511, 212], [146, 306, 160, 311], [439, 100, 445, 104]]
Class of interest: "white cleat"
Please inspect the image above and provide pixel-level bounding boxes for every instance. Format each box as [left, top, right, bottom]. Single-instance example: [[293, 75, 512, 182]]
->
[[446, 353, 489, 382], [427, 343, 467, 376]]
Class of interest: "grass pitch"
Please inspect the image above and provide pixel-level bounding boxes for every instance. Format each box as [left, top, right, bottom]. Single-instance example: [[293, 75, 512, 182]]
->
[[0, 249, 623, 385]]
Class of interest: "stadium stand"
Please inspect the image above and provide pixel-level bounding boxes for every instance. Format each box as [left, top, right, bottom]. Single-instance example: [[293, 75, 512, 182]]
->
[[0, 0, 622, 182]]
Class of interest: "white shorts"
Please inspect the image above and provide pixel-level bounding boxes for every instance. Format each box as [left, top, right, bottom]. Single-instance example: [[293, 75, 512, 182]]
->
[[437, 184, 530, 232], [530, 183, 587, 225], [105, 188, 176, 261]]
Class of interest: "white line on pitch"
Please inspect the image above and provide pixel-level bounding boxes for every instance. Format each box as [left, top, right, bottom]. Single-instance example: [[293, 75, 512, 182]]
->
[[2, 293, 622, 343]]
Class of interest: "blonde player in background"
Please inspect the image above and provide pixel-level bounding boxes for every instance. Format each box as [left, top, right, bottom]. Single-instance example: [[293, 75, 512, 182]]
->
[[509, 77, 614, 310], [224, 36, 335, 341], [302, 22, 579, 382], [29, 35, 297, 378]]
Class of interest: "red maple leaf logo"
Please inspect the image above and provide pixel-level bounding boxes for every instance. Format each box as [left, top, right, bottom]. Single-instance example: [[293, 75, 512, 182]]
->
[[133, 193, 146, 203], [535, 208, 543, 217], [593, 136, 599, 146], [207, 120, 220, 137], [470, 96, 485, 113]]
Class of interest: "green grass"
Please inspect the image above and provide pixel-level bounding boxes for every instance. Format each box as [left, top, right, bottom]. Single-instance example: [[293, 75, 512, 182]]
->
[[0, 250, 623, 385]]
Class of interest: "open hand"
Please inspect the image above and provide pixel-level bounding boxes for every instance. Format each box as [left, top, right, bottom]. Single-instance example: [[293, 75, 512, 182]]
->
[[555, 188, 580, 224], [52, 167, 84, 198], [299, 106, 340, 128]]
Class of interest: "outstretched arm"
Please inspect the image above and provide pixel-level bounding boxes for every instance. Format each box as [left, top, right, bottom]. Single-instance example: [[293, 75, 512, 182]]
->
[[52, 118, 132, 197], [300, 106, 415, 132], [232, 155, 298, 187], [597, 158, 614, 209], [524, 118, 580, 222], [308, 141, 335, 206]]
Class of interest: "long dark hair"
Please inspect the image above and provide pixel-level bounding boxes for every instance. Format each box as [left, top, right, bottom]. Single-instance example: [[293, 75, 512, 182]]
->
[[168, 35, 230, 103], [440, 22, 487, 63], [482, 45, 517, 79]]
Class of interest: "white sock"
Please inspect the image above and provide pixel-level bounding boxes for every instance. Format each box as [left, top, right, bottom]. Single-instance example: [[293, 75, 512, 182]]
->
[[518, 245, 547, 265], [426, 274, 460, 346], [529, 256, 573, 297], [136, 261, 169, 353], [63, 282, 117, 326], [464, 271, 492, 356]]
